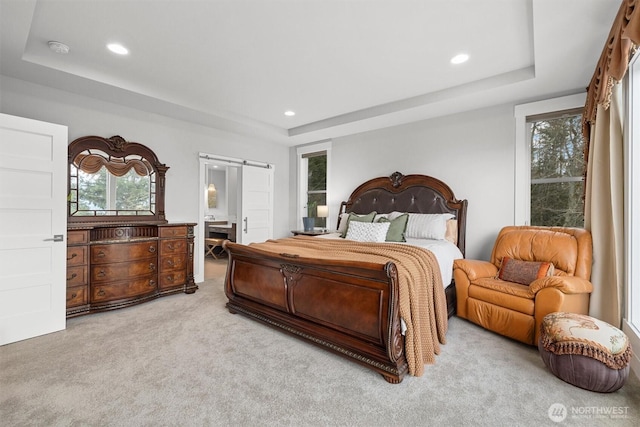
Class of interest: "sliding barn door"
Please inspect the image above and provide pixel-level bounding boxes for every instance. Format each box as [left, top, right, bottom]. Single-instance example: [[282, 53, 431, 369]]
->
[[0, 114, 68, 345], [240, 164, 274, 244]]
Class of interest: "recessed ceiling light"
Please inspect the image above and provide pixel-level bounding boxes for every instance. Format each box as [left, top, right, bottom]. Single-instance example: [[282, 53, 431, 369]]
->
[[107, 43, 129, 55], [450, 53, 469, 65], [284, 111, 296, 117], [48, 41, 69, 54]]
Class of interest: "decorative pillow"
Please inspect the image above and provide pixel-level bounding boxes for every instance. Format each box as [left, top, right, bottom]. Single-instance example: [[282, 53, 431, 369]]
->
[[345, 221, 390, 242], [376, 213, 409, 242], [497, 257, 555, 285], [339, 211, 376, 237], [445, 219, 458, 244], [373, 213, 389, 222], [337, 213, 350, 233], [387, 211, 405, 220], [405, 213, 455, 240]]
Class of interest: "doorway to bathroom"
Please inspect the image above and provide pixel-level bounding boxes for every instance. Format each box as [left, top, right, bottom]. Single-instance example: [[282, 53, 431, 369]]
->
[[196, 153, 274, 282]]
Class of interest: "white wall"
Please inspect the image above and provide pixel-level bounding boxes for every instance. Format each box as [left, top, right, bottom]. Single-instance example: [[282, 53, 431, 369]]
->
[[2, 73, 520, 263], [0, 75, 291, 282], [330, 104, 516, 260]]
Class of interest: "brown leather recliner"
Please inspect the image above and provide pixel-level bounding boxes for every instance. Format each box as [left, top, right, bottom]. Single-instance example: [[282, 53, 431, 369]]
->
[[453, 226, 593, 345]]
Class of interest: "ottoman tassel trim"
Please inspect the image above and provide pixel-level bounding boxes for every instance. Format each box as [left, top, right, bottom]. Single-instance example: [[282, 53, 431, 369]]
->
[[540, 336, 633, 370]]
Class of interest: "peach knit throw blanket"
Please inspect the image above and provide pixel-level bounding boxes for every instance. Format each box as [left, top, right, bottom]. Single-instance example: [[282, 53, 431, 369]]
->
[[248, 236, 448, 376]]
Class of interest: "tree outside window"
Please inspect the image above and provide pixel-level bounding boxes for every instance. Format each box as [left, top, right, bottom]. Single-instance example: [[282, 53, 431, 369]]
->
[[306, 153, 327, 228], [528, 109, 585, 227]]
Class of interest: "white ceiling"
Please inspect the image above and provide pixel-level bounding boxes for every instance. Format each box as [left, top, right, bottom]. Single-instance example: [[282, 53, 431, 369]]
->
[[0, 0, 619, 146]]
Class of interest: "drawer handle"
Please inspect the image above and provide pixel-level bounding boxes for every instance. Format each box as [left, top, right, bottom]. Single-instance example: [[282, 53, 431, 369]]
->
[[66, 273, 77, 281], [149, 263, 156, 271], [167, 259, 174, 267], [148, 246, 156, 253], [97, 269, 106, 278], [166, 275, 174, 282], [149, 280, 156, 287], [67, 253, 77, 261], [96, 251, 105, 258], [97, 289, 105, 297], [69, 292, 77, 299], [167, 243, 175, 250]]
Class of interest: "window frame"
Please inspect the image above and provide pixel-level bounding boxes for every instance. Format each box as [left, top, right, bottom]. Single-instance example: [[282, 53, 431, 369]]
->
[[514, 93, 586, 225], [625, 51, 640, 337], [296, 140, 331, 230]]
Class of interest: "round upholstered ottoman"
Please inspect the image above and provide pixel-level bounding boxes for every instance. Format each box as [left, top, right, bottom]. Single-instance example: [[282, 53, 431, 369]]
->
[[538, 312, 632, 393]]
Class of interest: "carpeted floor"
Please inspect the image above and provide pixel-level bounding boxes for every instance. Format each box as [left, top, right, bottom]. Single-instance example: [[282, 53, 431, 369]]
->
[[1, 258, 638, 426]]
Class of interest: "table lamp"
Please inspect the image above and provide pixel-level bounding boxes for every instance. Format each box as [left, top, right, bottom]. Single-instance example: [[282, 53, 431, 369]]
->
[[317, 205, 328, 232]]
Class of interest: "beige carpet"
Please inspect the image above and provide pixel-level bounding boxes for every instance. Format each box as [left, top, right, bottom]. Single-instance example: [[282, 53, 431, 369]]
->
[[1, 258, 639, 426]]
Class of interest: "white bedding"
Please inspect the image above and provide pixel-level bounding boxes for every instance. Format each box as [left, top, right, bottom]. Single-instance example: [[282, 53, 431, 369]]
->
[[316, 232, 463, 288]]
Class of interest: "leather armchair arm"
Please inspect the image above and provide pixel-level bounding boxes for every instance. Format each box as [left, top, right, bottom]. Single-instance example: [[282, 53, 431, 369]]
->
[[529, 275, 593, 295], [453, 259, 498, 281]]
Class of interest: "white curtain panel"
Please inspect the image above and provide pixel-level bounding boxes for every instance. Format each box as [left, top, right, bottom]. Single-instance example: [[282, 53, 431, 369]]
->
[[585, 83, 625, 328]]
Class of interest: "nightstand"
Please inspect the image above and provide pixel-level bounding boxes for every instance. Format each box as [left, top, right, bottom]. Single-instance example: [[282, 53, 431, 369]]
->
[[291, 230, 331, 236]]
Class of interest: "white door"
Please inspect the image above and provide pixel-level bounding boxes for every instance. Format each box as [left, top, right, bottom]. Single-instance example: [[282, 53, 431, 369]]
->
[[0, 114, 68, 346], [240, 164, 274, 244]]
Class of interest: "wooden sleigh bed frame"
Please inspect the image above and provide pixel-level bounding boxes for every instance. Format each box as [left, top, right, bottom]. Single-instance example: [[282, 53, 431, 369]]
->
[[223, 172, 468, 383]]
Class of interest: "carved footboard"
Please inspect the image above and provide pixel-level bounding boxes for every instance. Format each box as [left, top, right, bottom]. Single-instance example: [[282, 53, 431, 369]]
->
[[224, 242, 408, 383]]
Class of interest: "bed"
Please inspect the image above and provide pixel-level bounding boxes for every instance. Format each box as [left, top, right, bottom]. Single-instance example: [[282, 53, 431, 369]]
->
[[223, 172, 467, 383]]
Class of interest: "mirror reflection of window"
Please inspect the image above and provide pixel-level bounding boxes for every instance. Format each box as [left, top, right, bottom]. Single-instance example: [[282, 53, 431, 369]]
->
[[70, 150, 155, 217], [115, 168, 152, 212], [78, 167, 107, 211]]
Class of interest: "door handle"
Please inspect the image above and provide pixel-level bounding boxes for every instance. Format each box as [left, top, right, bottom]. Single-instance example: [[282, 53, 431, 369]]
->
[[43, 234, 64, 242], [243, 217, 248, 233]]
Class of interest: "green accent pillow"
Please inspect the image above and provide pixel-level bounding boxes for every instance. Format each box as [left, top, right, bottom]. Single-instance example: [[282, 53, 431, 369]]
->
[[341, 211, 376, 237], [377, 213, 408, 242]]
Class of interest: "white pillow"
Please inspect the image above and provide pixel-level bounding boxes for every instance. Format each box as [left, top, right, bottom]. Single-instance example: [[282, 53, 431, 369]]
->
[[337, 213, 350, 233], [345, 221, 390, 242], [387, 211, 405, 220], [337, 212, 376, 234], [373, 213, 389, 222], [405, 213, 455, 240]]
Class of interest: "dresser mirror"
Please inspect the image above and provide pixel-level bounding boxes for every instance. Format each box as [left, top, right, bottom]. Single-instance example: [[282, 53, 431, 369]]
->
[[68, 135, 168, 224]]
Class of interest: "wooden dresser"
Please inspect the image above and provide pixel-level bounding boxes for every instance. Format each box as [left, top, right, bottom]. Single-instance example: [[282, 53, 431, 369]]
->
[[66, 223, 196, 317]]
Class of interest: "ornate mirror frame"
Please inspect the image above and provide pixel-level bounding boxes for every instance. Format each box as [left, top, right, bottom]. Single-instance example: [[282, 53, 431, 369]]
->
[[68, 135, 168, 224]]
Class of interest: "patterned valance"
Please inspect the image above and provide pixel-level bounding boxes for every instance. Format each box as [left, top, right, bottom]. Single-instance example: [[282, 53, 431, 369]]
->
[[584, 0, 640, 144], [74, 153, 152, 177]]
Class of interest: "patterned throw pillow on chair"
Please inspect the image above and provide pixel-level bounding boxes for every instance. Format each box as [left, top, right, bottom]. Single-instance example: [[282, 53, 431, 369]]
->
[[496, 257, 554, 285]]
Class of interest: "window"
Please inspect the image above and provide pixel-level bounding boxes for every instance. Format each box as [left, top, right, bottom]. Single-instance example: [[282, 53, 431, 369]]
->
[[304, 152, 327, 228], [528, 109, 585, 227], [626, 52, 640, 334], [297, 141, 331, 229], [514, 94, 586, 225]]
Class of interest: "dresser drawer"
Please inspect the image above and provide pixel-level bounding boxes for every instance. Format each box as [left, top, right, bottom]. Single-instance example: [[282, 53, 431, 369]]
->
[[67, 246, 87, 267], [91, 241, 158, 264], [66, 285, 88, 307], [160, 254, 187, 272], [159, 271, 187, 289], [67, 230, 89, 245], [159, 226, 187, 238], [91, 276, 158, 303], [66, 266, 88, 286], [91, 261, 157, 283], [159, 238, 187, 255]]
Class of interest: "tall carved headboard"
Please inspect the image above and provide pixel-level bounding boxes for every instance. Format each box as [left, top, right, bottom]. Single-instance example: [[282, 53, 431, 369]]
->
[[339, 171, 468, 255]]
